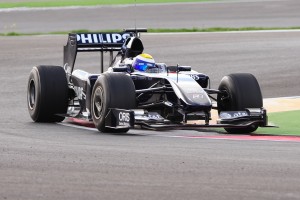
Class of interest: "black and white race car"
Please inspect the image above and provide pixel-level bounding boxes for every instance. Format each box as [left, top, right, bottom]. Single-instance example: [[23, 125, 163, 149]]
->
[[27, 29, 273, 133]]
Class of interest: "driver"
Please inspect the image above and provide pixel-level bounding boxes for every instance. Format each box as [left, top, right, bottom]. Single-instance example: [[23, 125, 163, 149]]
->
[[132, 53, 156, 72]]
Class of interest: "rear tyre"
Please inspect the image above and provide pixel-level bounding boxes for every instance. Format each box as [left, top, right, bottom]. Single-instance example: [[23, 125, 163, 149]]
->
[[91, 73, 136, 133], [217, 73, 263, 134], [27, 65, 68, 122]]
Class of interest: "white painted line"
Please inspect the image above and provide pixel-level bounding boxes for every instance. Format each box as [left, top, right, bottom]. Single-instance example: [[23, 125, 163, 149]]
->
[[0, 0, 287, 13], [264, 96, 300, 100], [0, 2, 231, 13], [59, 122, 98, 132], [0, 5, 130, 13], [145, 29, 300, 36]]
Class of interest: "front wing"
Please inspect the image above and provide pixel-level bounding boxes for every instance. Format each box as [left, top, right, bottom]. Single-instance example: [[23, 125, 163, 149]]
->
[[104, 108, 275, 131]]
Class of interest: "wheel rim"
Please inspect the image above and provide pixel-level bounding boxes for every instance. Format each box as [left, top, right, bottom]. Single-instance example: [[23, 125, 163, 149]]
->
[[93, 86, 104, 120], [28, 79, 36, 110]]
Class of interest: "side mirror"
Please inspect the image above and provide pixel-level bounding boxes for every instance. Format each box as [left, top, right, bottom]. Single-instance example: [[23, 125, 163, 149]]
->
[[167, 65, 192, 72]]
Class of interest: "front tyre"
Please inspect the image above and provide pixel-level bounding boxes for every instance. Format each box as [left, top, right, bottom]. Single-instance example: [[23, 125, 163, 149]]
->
[[217, 73, 263, 134], [27, 65, 68, 122], [91, 73, 136, 133]]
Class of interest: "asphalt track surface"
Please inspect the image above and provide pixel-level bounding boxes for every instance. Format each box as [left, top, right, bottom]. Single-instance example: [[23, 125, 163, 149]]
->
[[1, 0, 300, 34], [1, 1, 300, 200], [1, 31, 300, 200]]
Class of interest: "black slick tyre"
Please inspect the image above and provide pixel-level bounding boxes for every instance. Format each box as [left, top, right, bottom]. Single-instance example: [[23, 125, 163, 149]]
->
[[91, 73, 136, 133], [217, 73, 263, 134], [27, 65, 69, 122]]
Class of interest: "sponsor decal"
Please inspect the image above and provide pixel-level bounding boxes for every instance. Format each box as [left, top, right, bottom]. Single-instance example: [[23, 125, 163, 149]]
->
[[220, 111, 248, 119], [189, 74, 200, 81], [148, 114, 163, 120], [76, 33, 131, 44], [118, 111, 131, 126], [192, 93, 204, 99]]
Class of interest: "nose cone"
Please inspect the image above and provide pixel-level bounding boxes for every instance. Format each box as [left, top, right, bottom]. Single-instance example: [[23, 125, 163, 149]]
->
[[166, 74, 212, 111]]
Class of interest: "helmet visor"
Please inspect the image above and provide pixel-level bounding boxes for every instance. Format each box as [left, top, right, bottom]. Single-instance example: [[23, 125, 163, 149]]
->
[[134, 58, 155, 71]]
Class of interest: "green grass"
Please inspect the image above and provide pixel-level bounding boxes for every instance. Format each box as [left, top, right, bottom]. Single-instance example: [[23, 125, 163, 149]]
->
[[0, 0, 214, 8], [256, 110, 300, 136], [1, 27, 300, 37]]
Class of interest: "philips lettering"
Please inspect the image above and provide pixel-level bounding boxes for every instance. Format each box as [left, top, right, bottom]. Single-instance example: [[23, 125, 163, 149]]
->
[[77, 33, 131, 44]]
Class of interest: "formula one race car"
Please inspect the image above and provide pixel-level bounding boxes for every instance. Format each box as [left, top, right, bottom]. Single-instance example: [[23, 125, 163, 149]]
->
[[27, 29, 272, 134]]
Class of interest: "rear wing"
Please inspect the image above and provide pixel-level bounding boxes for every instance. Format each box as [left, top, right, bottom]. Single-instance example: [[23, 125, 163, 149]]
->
[[63, 29, 147, 77], [63, 32, 131, 77]]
